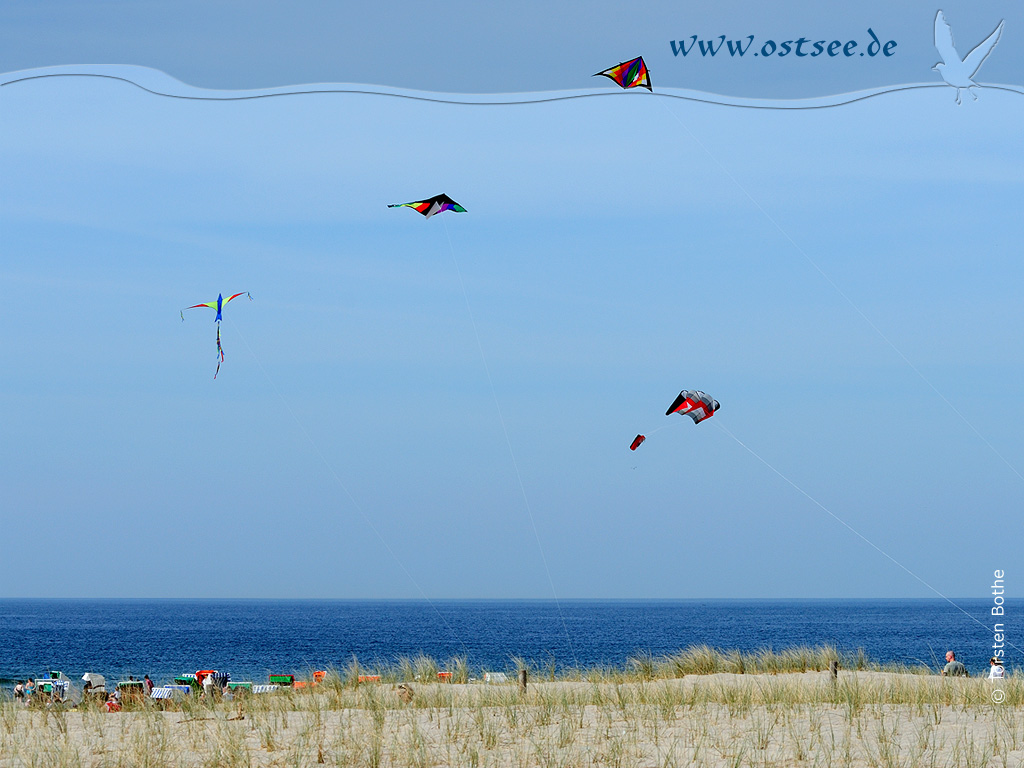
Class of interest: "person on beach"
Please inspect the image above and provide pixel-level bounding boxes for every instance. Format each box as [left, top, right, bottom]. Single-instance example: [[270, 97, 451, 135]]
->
[[202, 673, 215, 700], [104, 693, 121, 713], [24, 679, 35, 703], [13, 682, 24, 702], [941, 651, 968, 677], [988, 657, 1005, 679], [144, 675, 154, 695]]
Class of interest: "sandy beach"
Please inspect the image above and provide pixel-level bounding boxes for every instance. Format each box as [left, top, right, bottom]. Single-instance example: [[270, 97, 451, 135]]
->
[[2, 670, 1020, 767]]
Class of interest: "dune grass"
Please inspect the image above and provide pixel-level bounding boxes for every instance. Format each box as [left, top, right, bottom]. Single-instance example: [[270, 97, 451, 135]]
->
[[285, 644, 926, 689], [1, 648, 1017, 767]]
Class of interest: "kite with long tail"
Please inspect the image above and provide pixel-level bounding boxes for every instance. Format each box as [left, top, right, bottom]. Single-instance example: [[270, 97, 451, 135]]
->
[[181, 292, 251, 379]]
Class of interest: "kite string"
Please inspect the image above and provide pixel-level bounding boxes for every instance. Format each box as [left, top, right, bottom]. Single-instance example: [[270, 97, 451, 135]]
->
[[441, 216, 580, 668], [638, 421, 679, 441], [656, 97, 1024, 487], [713, 419, 1024, 656], [655, 93, 1024, 659], [226, 316, 469, 656]]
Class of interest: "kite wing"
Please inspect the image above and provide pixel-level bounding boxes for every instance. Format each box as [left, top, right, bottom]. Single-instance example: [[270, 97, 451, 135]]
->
[[388, 194, 467, 219], [594, 56, 652, 91], [181, 299, 219, 322], [666, 390, 720, 424], [629, 434, 646, 451], [181, 292, 249, 321]]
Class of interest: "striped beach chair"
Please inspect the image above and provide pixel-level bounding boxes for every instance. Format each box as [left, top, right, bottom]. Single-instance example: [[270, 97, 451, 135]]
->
[[209, 673, 230, 689]]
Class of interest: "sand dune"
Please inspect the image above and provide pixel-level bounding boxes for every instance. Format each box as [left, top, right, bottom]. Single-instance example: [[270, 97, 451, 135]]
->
[[1, 671, 1019, 767]]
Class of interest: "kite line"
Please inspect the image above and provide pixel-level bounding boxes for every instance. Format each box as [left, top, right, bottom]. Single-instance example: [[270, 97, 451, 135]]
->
[[440, 216, 580, 667], [656, 98, 1024, 488], [226, 315, 469, 655], [713, 419, 1024, 655]]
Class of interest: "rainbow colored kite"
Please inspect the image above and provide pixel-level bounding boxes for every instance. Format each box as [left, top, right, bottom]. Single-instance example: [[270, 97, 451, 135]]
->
[[388, 194, 467, 219], [594, 56, 652, 91], [181, 292, 251, 379]]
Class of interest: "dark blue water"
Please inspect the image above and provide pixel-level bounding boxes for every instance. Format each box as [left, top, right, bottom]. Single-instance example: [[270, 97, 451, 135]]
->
[[0, 599, 1017, 685]]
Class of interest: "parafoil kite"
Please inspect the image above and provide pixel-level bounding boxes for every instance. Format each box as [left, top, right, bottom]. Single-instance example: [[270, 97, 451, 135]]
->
[[629, 389, 720, 449], [594, 56, 652, 91], [388, 194, 467, 219], [666, 390, 720, 423], [181, 292, 251, 379]]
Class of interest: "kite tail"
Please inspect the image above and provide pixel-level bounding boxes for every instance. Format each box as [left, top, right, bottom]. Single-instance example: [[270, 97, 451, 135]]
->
[[215, 325, 225, 379]]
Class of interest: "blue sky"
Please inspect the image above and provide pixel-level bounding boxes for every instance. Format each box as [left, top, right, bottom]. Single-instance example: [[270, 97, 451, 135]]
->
[[1, 2, 1022, 599]]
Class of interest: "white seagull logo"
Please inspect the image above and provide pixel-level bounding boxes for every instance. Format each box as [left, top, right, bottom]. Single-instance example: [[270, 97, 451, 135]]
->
[[933, 10, 1004, 104]]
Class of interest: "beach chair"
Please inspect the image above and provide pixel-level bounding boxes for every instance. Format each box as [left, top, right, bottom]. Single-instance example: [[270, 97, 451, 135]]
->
[[209, 673, 230, 689], [174, 674, 199, 690], [82, 673, 106, 701], [82, 673, 106, 690], [293, 672, 325, 690], [150, 687, 186, 701]]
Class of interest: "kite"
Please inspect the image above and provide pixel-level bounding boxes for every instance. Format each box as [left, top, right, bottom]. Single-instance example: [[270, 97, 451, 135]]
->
[[666, 390, 720, 424], [388, 194, 467, 219], [594, 56, 652, 91], [181, 292, 251, 379], [629, 390, 720, 449]]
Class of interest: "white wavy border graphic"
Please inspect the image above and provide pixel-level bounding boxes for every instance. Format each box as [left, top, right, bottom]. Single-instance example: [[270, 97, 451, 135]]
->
[[2, 64, 1023, 108]]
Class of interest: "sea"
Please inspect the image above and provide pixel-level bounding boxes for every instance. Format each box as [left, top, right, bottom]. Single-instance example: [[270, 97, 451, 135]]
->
[[0, 598, 1017, 686]]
